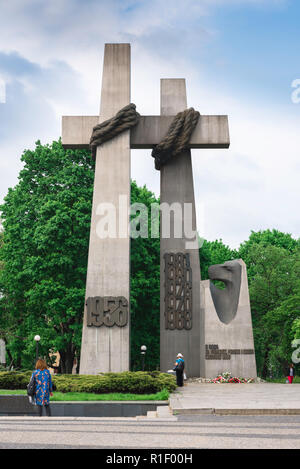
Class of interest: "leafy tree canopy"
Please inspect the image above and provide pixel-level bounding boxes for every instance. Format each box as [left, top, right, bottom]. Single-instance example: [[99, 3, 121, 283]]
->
[[0, 140, 94, 372]]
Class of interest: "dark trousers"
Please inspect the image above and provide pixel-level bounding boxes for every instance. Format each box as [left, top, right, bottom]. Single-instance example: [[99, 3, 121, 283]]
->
[[37, 405, 51, 417], [176, 370, 184, 387]]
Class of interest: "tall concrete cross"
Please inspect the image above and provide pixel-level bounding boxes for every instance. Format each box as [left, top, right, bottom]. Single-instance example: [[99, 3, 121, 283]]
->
[[62, 43, 229, 375]]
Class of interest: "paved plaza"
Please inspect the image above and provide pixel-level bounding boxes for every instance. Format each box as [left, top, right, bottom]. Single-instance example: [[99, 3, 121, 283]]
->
[[0, 414, 300, 449], [170, 382, 300, 415], [0, 383, 299, 449]]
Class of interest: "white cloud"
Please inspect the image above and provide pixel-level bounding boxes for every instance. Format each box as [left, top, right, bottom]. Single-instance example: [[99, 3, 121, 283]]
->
[[0, 0, 298, 249], [190, 87, 300, 248]]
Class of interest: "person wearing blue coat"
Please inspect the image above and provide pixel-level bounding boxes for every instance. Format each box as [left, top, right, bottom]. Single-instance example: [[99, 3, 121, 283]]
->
[[31, 358, 53, 416]]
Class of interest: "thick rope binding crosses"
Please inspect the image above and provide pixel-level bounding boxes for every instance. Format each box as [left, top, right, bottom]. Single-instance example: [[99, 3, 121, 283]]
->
[[89, 103, 140, 160], [151, 107, 200, 170], [89, 103, 200, 169]]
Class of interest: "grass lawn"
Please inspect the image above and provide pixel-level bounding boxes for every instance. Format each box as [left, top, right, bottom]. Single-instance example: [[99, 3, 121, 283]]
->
[[0, 389, 169, 401]]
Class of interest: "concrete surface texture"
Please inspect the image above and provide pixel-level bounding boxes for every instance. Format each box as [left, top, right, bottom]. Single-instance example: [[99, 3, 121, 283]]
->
[[62, 114, 230, 150], [79, 43, 131, 374], [0, 413, 300, 449], [1, 384, 299, 449], [169, 382, 300, 415], [201, 259, 257, 378], [159, 79, 202, 378]]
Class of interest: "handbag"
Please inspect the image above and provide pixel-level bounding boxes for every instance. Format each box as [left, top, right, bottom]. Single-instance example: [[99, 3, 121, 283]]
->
[[27, 374, 36, 397]]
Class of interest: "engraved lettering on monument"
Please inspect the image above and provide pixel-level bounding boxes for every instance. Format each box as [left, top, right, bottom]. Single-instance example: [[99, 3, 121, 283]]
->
[[86, 296, 128, 327], [205, 344, 255, 360], [164, 253, 192, 330]]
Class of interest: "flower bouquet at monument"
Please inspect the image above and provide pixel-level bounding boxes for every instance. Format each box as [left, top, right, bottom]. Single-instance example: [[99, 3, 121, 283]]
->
[[209, 372, 254, 384]]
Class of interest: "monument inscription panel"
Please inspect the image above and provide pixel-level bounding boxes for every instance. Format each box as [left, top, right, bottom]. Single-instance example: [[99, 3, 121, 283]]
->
[[205, 344, 255, 360], [164, 252, 192, 330], [86, 296, 128, 327]]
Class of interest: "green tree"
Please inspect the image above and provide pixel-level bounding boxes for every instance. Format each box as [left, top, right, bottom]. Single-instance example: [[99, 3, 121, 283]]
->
[[130, 181, 160, 370], [199, 239, 238, 280], [0, 140, 94, 372], [239, 239, 300, 377], [239, 229, 298, 253], [264, 289, 300, 376], [239, 229, 298, 279]]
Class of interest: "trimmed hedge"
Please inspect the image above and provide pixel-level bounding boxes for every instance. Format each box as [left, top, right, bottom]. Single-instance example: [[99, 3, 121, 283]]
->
[[0, 371, 176, 394], [0, 371, 32, 390]]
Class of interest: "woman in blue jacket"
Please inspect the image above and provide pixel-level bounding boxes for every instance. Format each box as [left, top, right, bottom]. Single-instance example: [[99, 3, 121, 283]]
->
[[31, 359, 53, 416]]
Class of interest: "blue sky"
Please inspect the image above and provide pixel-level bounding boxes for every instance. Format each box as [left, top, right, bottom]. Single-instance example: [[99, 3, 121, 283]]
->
[[0, 0, 299, 247], [204, 1, 300, 109]]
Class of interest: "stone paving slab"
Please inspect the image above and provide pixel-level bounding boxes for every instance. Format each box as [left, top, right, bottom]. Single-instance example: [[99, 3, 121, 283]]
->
[[169, 383, 300, 415], [1, 414, 300, 449]]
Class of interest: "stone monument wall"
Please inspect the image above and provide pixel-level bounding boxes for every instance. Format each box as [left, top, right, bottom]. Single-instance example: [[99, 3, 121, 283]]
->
[[200, 259, 257, 379]]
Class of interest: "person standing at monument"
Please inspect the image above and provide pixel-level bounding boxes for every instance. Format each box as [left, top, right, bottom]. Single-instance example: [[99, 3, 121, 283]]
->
[[30, 359, 53, 416], [174, 353, 185, 387], [286, 363, 295, 384]]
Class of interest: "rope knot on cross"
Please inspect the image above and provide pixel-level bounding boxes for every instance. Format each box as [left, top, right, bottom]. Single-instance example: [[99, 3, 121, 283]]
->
[[89, 102, 201, 169], [89, 103, 140, 160], [151, 107, 200, 170]]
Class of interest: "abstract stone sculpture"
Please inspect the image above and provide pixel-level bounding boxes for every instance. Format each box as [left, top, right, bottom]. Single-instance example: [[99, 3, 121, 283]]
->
[[209, 260, 241, 325], [201, 259, 257, 378]]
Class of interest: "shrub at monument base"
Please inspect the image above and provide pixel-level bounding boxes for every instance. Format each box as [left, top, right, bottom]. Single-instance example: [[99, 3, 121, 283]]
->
[[0, 371, 32, 389], [0, 371, 176, 394]]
